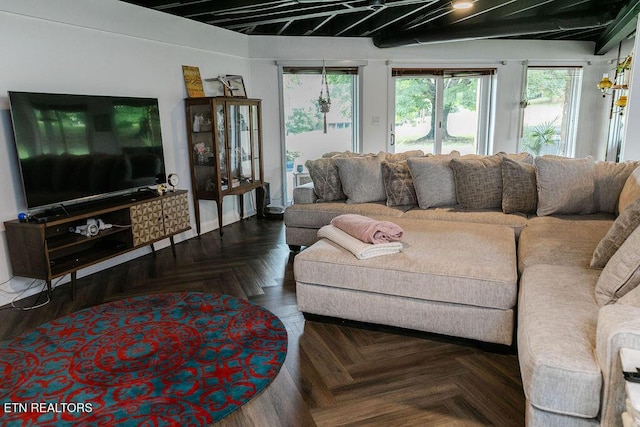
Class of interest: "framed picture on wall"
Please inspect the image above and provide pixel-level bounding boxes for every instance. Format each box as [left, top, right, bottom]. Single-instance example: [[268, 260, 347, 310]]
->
[[222, 75, 247, 98]]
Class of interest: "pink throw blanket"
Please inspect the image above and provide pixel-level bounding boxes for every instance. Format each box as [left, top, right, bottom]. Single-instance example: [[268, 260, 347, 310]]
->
[[330, 214, 404, 244]]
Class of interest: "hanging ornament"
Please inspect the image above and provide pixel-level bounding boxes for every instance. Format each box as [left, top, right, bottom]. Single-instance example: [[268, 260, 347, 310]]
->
[[318, 60, 331, 133]]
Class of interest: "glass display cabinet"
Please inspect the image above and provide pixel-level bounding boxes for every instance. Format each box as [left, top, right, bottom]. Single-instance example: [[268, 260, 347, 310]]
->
[[185, 97, 264, 236]]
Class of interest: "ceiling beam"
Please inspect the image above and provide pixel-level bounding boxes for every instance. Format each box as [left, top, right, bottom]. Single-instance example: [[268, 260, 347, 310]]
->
[[373, 12, 612, 48], [594, 0, 640, 55], [207, 0, 426, 28]]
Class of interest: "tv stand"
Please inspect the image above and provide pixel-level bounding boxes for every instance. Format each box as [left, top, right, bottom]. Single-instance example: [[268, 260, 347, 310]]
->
[[4, 190, 190, 301]]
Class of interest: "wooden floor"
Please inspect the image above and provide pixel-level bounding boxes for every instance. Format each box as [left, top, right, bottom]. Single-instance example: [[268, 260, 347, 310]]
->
[[0, 217, 526, 426]]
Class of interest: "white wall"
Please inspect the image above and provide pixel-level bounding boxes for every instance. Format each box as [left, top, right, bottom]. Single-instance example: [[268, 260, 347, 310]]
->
[[0, 0, 251, 305], [250, 36, 620, 204]]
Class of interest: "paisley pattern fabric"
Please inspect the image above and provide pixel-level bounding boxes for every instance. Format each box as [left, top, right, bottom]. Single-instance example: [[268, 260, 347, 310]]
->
[[0, 292, 287, 426], [381, 160, 417, 207]]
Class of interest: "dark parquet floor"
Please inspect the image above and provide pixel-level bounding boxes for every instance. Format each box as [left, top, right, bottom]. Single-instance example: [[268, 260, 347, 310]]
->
[[0, 217, 525, 426]]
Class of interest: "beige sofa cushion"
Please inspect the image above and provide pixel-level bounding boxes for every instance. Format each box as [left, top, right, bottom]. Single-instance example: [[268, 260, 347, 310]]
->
[[501, 157, 537, 214], [591, 197, 640, 268], [595, 161, 639, 213], [335, 156, 386, 204], [284, 202, 409, 229], [450, 155, 503, 209], [535, 156, 595, 216], [305, 157, 346, 202], [402, 207, 527, 235], [595, 224, 640, 306], [294, 219, 517, 310], [407, 154, 459, 209], [518, 264, 602, 418], [381, 160, 417, 207], [619, 165, 640, 214], [517, 214, 614, 273]]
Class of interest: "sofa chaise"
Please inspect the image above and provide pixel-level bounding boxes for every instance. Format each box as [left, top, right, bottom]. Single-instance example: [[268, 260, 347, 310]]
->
[[287, 150, 640, 426]]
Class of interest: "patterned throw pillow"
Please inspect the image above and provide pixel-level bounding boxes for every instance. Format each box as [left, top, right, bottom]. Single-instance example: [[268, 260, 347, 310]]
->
[[378, 150, 425, 162], [501, 157, 537, 214], [381, 160, 417, 207], [595, 223, 640, 306], [535, 156, 595, 216], [450, 155, 503, 210], [305, 158, 346, 202], [335, 156, 386, 204], [591, 197, 640, 268], [407, 153, 460, 209]]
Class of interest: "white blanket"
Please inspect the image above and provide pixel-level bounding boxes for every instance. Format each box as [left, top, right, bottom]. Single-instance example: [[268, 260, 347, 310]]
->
[[317, 225, 403, 260]]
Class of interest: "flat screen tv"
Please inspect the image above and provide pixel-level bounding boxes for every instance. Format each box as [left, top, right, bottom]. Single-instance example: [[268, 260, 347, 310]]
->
[[8, 91, 166, 212]]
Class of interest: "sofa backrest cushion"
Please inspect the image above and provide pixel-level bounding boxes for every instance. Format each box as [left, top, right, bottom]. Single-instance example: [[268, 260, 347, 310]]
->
[[501, 157, 537, 214], [407, 153, 460, 209], [595, 223, 640, 305], [450, 154, 503, 210], [617, 279, 640, 306], [305, 157, 346, 202], [381, 160, 418, 207], [335, 156, 386, 204], [378, 150, 424, 161], [591, 197, 640, 268], [535, 156, 595, 216], [619, 166, 640, 214], [594, 161, 640, 214]]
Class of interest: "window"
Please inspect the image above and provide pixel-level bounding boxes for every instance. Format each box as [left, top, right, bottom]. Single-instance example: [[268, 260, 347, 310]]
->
[[281, 66, 359, 204], [519, 67, 582, 157], [392, 68, 495, 155]]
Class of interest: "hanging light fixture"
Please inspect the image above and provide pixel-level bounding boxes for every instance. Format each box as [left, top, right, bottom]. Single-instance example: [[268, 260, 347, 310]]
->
[[318, 60, 331, 134], [615, 95, 628, 115], [597, 73, 614, 97]]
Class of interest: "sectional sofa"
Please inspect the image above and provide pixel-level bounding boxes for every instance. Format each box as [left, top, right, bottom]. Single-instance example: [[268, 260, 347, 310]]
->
[[286, 150, 640, 426]]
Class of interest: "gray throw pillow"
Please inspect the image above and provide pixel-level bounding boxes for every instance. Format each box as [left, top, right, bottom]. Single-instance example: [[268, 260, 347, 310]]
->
[[594, 161, 640, 213], [591, 197, 640, 268], [407, 153, 460, 209], [535, 156, 595, 216], [501, 157, 537, 214], [335, 156, 386, 204], [450, 155, 503, 210], [595, 224, 640, 306], [381, 160, 417, 207], [305, 158, 346, 202], [619, 166, 640, 214]]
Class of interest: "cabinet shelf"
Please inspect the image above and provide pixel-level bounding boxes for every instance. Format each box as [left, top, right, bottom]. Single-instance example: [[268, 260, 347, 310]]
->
[[47, 226, 131, 253]]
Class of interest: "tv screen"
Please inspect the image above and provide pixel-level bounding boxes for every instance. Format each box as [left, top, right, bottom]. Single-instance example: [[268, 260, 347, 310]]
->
[[8, 91, 166, 211]]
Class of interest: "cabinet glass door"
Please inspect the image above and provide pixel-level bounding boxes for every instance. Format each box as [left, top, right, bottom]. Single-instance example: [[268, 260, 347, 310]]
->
[[214, 102, 228, 190], [251, 104, 261, 183], [229, 103, 253, 188], [188, 103, 214, 193]]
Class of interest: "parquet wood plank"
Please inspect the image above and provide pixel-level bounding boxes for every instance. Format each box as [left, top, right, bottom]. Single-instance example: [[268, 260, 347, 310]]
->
[[0, 218, 526, 426]]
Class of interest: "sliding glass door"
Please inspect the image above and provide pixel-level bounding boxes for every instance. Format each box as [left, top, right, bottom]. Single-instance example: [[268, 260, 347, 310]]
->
[[392, 69, 494, 155], [281, 66, 359, 204]]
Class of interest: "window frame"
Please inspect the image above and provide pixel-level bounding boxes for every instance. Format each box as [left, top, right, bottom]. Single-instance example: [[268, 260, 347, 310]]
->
[[389, 67, 496, 155]]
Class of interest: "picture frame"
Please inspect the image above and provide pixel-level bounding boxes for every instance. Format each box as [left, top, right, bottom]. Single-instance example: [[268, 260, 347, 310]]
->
[[181, 65, 205, 98], [204, 78, 226, 97], [222, 75, 247, 98]]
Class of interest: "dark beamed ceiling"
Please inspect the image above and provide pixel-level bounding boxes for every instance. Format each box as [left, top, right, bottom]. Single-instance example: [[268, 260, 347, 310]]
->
[[121, 0, 640, 54]]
